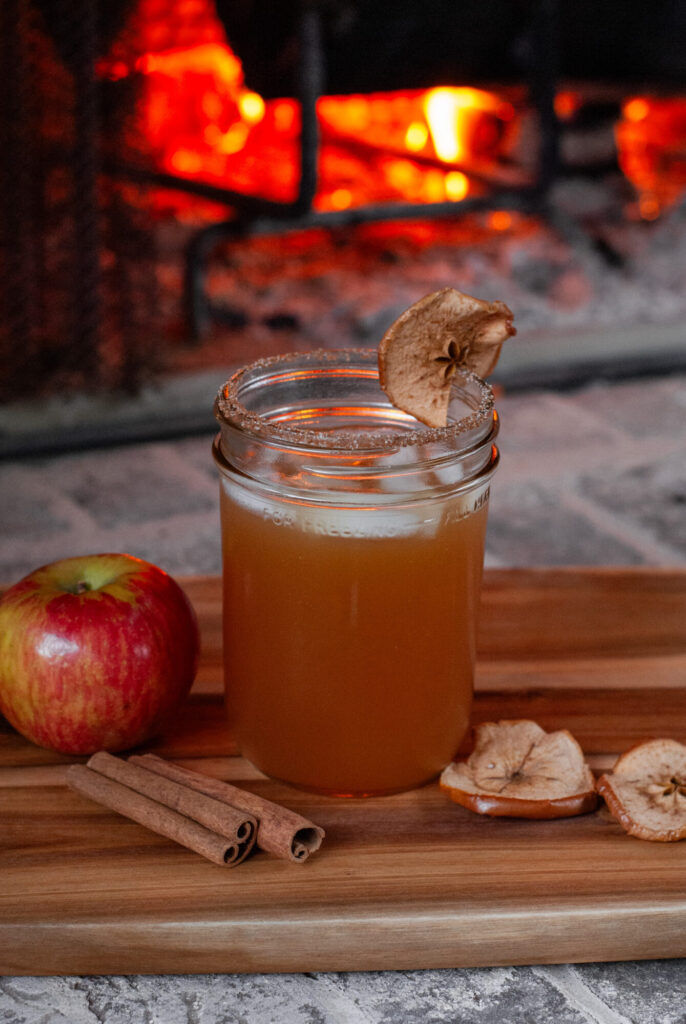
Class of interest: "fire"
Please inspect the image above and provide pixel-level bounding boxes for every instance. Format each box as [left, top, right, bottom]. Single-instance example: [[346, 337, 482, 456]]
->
[[101, 24, 519, 212], [131, 42, 260, 171], [554, 90, 582, 121], [423, 87, 512, 163], [405, 122, 429, 152], [315, 85, 515, 209], [238, 92, 266, 124], [623, 98, 651, 123], [616, 96, 686, 218], [99, 1, 686, 222], [488, 210, 513, 232]]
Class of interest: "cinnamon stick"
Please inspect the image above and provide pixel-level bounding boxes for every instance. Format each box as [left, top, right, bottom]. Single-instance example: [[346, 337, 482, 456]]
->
[[66, 764, 251, 867], [130, 753, 325, 863], [86, 751, 256, 864]]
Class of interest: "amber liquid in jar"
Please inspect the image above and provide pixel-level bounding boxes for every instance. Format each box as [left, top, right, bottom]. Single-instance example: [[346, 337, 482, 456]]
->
[[220, 483, 489, 796], [213, 350, 498, 797]]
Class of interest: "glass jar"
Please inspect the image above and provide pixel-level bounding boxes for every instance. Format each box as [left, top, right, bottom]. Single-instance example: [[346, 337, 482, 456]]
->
[[213, 349, 499, 796]]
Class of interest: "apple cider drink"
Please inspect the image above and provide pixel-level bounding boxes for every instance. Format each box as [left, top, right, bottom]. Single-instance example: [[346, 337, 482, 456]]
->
[[213, 349, 499, 796]]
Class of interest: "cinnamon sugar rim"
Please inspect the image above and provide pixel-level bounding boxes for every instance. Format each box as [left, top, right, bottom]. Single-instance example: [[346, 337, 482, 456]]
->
[[214, 348, 496, 452]]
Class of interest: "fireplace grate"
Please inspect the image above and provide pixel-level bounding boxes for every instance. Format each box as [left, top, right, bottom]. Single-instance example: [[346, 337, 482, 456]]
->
[[173, 0, 562, 339]]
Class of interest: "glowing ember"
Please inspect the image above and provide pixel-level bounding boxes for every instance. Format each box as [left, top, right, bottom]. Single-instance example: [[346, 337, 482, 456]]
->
[[133, 42, 261, 175], [100, 10, 521, 212], [554, 90, 583, 122], [98, 1, 686, 223], [424, 87, 512, 163], [616, 96, 686, 218]]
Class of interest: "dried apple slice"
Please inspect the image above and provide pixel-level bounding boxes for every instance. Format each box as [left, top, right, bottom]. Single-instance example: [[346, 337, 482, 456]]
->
[[596, 738, 686, 842], [378, 287, 516, 428], [440, 719, 598, 819]]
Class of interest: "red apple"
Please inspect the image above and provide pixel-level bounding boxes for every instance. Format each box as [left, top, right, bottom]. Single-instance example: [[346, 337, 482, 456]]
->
[[0, 553, 200, 754]]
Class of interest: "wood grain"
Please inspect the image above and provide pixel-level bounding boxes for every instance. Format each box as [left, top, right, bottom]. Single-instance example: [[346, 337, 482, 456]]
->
[[1, 568, 686, 975]]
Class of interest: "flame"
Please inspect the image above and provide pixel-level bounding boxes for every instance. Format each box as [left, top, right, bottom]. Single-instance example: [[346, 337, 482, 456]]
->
[[137, 42, 242, 85], [330, 188, 353, 210], [444, 171, 469, 201], [238, 91, 266, 124], [101, 27, 518, 211], [624, 98, 650, 123], [616, 96, 686, 218], [554, 90, 582, 121], [99, 2, 686, 222], [405, 121, 429, 152], [488, 210, 513, 231], [424, 87, 512, 163]]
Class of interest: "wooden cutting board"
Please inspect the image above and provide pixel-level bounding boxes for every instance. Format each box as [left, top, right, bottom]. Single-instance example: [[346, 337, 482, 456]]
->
[[2, 568, 686, 976]]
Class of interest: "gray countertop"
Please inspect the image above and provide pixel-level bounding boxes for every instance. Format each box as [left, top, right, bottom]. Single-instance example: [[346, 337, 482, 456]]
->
[[2, 962, 686, 1023]]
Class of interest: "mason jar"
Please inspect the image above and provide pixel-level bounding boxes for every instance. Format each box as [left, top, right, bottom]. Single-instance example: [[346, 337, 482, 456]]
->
[[213, 348, 499, 796]]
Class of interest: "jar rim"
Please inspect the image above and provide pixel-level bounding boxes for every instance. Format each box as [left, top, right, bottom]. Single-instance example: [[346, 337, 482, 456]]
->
[[214, 348, 495, 452]]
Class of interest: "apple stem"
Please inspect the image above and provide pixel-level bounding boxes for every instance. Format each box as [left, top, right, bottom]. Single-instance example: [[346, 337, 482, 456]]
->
[[74, 580, 92, 594]]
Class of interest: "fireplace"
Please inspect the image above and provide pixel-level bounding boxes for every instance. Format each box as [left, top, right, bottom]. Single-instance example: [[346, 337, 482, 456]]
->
[[1, 0, 686, 408]]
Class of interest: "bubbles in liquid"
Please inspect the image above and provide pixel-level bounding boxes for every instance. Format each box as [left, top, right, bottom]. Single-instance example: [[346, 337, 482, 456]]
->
[[219, 472, 488, 541]]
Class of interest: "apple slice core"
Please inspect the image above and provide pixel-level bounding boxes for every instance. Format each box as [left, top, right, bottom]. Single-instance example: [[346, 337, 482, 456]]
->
[[440, 719, 598, 819], [377, 287, 516, 428]]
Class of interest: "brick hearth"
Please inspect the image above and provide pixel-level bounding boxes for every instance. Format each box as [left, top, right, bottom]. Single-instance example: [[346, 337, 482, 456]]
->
[[1, 370, 685, 585]]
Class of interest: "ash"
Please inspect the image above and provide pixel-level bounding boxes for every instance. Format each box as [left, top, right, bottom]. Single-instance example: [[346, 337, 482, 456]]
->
[[164, 174, 686, 375]]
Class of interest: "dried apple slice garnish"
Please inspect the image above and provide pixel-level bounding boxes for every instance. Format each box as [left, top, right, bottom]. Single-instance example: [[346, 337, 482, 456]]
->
[[440, 719, 598, 819], [378, 287, 516, 428], [596, 738, 686, 842]]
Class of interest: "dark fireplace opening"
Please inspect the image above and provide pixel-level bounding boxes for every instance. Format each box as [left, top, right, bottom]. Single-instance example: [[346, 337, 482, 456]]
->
[[1, 0, 685, 428]]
